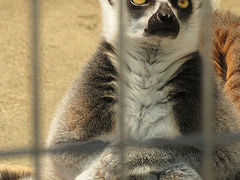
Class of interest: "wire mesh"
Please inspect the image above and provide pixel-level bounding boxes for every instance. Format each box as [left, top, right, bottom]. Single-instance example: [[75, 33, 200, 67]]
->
[[1, 0, 238, 180]]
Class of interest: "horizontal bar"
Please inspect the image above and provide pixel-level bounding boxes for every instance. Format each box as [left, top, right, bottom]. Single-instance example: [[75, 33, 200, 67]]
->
[[0, 132, 240, 158]]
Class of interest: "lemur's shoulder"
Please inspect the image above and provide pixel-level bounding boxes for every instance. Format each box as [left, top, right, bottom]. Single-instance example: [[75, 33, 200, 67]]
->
[[47, 41, 117, 146], [0, 165, 32, 180], [66, 41, 117, 139]]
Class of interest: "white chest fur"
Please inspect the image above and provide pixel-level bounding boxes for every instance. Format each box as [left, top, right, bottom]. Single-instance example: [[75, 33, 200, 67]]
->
[[115, 47, 188, 141]]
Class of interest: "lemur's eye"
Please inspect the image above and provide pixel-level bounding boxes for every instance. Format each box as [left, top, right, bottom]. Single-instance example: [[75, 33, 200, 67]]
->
[[131, 0, 147, 7], [177, 0, 189, 9]]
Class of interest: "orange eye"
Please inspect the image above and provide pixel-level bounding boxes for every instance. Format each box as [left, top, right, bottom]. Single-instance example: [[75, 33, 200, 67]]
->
[[131, 0, 147, 6], [177, 0, 189, 9]]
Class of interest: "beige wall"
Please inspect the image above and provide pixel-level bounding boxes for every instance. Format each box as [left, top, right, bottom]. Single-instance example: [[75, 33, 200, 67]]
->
[[0, 0, 101, 166], [220, 0, 240, 15], [0, 0, 240, 167]]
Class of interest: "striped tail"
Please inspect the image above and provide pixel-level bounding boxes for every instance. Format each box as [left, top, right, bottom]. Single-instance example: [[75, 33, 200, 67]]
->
[[213, 11, 240, 117], [0, 165, 33, 180]]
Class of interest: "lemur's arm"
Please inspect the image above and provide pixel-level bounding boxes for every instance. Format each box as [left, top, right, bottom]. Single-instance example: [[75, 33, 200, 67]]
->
[[42, 42, 117, 180]]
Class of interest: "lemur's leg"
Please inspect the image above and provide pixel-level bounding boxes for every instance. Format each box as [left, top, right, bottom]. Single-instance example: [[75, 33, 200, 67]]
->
[[157, 165, 201, 180], [114, 164, 202, 180], [96, 146, 202, 180], [75, 143, 240, 180], [74, 145, 201, 180], [75, 158, 202, 180], [42, 142, 105, 180], [129, 164, 202, 180]]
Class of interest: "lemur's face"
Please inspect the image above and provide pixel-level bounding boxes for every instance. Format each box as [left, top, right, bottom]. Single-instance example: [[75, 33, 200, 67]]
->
[[100, 0, 204, 48]]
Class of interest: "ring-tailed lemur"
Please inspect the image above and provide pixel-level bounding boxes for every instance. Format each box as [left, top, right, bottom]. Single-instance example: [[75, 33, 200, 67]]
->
[[38, 0, 240, 180]]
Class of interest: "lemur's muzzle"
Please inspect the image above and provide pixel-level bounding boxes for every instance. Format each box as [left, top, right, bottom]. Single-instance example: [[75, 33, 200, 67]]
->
[[145, 3, 180, 37]]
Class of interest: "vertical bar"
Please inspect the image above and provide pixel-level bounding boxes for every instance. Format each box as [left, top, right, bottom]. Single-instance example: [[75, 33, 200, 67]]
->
[[117, 0, 127, 179], [201, 0, 214, 179], [30, 0, 41, 179]]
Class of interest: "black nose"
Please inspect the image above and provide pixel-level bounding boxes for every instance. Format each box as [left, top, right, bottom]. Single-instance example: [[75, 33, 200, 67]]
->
[[157, 13, 175, 24], [145, 3, 180, 37]]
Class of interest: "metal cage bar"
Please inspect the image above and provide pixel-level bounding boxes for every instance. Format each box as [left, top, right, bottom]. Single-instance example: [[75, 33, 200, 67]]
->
[[201, 0, 214, 179], [118, 0, 127, 179], [1, 132, 240, 157], [30, 0, 41, 179]]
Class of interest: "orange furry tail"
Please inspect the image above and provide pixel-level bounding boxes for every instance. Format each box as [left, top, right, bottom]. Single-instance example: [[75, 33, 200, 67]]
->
[[213, 11, 240, 117], [0, 165, 33, 180]]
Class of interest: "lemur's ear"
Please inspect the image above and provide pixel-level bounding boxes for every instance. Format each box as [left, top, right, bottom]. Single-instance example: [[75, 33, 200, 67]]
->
[[108, 0, 113, 5], [99, 0, 117, 40], [99, 0, 114, 6]]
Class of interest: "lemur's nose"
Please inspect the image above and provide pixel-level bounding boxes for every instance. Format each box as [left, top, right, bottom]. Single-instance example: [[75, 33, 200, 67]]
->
[[144, 3, 180, 37], [157, 13, 175, 24], [156, 3, 176, 24]]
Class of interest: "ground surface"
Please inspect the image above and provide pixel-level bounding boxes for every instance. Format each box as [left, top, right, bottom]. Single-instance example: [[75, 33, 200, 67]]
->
[[0, 0, 240, 167]]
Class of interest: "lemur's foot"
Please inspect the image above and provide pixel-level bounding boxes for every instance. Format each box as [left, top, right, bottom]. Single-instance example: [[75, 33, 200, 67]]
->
[[127, 165, 202, 180], [97, 147, 202, 180], [157, 165, 201, 180]]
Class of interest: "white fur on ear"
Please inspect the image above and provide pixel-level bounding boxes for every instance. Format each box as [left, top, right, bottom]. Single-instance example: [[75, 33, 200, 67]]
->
[[98, 0, 118, 42]]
